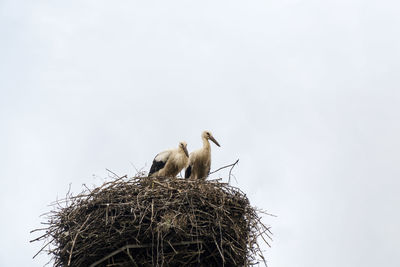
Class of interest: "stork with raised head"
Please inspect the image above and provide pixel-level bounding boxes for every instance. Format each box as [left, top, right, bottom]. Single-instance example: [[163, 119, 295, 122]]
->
[[185, 131, 220, 180], [149, 142, 189, 177]]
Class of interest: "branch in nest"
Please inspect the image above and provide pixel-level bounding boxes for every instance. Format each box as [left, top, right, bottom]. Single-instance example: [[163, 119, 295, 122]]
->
[[209, 159, 239, 183]]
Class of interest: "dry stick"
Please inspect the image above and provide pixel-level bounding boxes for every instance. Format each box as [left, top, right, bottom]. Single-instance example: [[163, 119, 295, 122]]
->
[[29, 230, 54, 246], [32, 239, 52, 259], [125, 248, 139, 267], [254, 240, 268, 267], [90, 244, 152, 267], [66, 183, 72, 207], [30, 227, 51, 236], [218, 220, 225, 267], [209, 159, 239, 175], [189, 194, 201, 263], [228, 159, 239, 184], [130, 162, 142, 175], [67, 214, 92, 266], [105, 168, 121, 179], [89, 241, 203, 267], [82, 183, 92, 194], [213, 237, 225, 263], [167, 240, 178, 254]]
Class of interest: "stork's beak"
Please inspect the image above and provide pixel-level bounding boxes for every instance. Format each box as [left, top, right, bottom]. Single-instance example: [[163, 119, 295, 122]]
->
[[209, 135, 220, 147], [183, 146, 189, 157]]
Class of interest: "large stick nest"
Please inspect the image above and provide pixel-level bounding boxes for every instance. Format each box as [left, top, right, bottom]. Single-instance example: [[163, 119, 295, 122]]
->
[[32, 176, 271, 266]]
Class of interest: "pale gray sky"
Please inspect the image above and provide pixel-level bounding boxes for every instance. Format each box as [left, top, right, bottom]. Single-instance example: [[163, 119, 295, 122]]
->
[[1, 1, 400, 266]]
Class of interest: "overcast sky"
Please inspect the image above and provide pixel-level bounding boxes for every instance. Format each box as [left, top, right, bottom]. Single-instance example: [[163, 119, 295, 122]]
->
[[1, 0, 400, 266]]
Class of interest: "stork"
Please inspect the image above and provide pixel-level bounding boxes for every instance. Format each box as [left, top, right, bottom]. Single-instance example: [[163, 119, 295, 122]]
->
[[149, 142, 189, 177], [185, 131, 220, 180]]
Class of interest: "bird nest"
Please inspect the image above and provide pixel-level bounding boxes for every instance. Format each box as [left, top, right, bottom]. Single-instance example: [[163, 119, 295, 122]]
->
[[32, 176, 271, 266]]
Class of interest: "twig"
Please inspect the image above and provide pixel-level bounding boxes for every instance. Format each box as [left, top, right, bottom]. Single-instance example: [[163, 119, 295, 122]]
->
[[68, 214, 92, 266], [228, 159, 239, 184], [32, 239, 52, 259], [90, 241, 203, 267], [125, 248, 139, 267], [130, 162, 147, 176], [209, 159, 239, 184], [105, 168, 121, 178], [89, 244, 152, 267], [209, 159, 239, 175]]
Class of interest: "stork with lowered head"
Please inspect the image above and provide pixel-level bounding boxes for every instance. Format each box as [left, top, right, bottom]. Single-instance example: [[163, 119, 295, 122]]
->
[[185, 131, 220, 180], [149, 141, 189, 177]]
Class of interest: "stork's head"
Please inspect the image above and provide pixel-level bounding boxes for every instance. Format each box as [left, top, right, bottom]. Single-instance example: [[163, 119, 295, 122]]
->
[[179, 141, 189, 157], [202, 131, 221, 147]]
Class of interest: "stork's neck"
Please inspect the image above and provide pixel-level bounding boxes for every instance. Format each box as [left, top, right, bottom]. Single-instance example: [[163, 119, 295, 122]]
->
[[202, 137, 211, 151]]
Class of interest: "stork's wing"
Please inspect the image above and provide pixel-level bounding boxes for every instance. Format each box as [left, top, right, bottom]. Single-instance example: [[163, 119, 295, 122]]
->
[[184, 152, 195, 179], [149, 150, 171, 176], [184, 165, 191, 179]]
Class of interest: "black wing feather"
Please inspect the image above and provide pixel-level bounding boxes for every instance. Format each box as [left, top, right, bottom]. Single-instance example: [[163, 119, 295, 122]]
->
[[149, 159, 166, 176], [184, 165, 192, 179]]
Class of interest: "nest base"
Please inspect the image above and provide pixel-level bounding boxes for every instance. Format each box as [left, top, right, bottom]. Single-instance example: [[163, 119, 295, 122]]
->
[[32, 176, 271, 266]]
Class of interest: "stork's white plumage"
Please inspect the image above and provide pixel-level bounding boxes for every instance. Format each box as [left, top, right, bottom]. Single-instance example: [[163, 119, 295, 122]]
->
[[185, 131, 220, 180], [149, 142, 189, 177]]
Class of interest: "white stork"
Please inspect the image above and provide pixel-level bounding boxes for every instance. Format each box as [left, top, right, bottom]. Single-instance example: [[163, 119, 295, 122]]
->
[[185, 131, 220, 180], [149, 142, 189, 177]]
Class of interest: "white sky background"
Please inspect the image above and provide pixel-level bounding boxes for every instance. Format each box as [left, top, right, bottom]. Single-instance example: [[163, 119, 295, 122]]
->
[[1, 0, 400, 266]]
